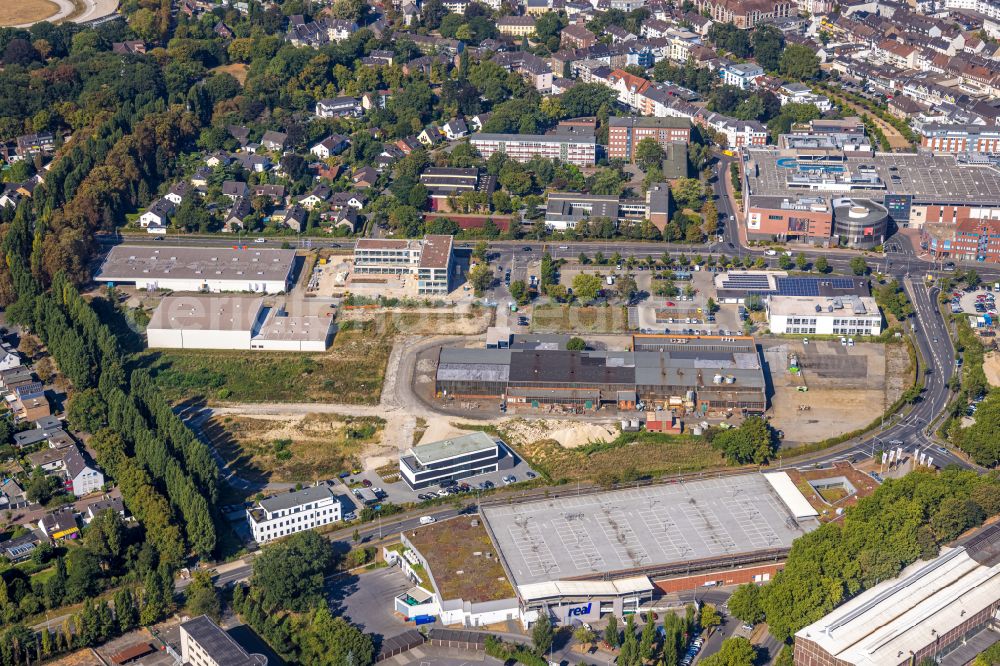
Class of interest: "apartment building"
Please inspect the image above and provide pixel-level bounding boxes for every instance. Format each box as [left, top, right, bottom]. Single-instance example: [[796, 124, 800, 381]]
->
[[694, 0, 792, 28], [247, 485, 341, 544], [919, 124, 1000, 153], [470, 133, 596, 166], [607, 116, 692, 162]]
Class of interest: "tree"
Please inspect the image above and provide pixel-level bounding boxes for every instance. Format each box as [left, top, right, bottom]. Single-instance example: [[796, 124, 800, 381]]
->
[[566, 337, 586, 351], [671, 178, 704, 209], [250, 531, 335, 612], [780, 44, 820, 80], [701, 604, 722, 631], [604, 614, 620, 648], [706, 297, 718, 314], [572, 273, 603, 303], [778, 254, 793, 270], [727, 584, 765, 625], [617, 275, 638, 302], [468, 264, 493, 296], [711, 416, 776, 464], [573, 625, 596, 648], [850, 256, 868, 276], [532, 613, 554, 655], [67, 388, 108, 433], [473, 241, 488, 262], [751, 25, 785, 72], [815, 256, 830, 273], [113, 588, 139, 633], [796, 252, 808, 271], [701, 637, 757, 666], [26, 468, 59, 505], [639, 612, 657, 662], [635, 137, 666, 171], [509, 280, 529, 305], [185, 570, 221, 621], [297, 606, 375, 666]]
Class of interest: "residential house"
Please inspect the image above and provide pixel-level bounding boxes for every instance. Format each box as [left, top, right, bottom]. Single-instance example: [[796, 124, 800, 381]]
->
[[261, 131, 289, 152], [228, 125, 251, 145], [605, 25, 638, 43], [214, 21, 234, 39], [352, 167, 379, 188], [0, 184, 21, 209], [220, 183, 248, 204], [0, 533, 39, 562], [82, 495, 127, 524], [62, 446, 104, 496], [311, 134, 351, 159], [469, 113, 492, 132], [165, 181, 191, 206], [0, 343, 20, 372], [418, 127, 443, 147], [15, 132, 55, 160], [190, 166, 213, 190], [361, 90, 393, 111], [331, 192, 367, 211], [315, 96, 363, 118], [442, 118, 469, 140], [223, 196, 254, 231], [0, 479, 26, 511], [298, 184, 332, 209], [204, 152, 230, 168], [139, 198, 175, 231], [39, 509, 79, 541], [282, 205, 309, 232], [323, 207, 359, 232], [112, 40, 147, 54], [253, 184, 286, 201]]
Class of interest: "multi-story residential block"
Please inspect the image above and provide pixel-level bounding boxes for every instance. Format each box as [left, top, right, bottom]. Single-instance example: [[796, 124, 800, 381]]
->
[[399, 431, 507, 489], [695, 0, 792, 28], [470, 132, 596, 166], [247, 485, 341, 544], [607, 117, 691, 162], [561, 23, 598, 48], [720, 62, 764, 89], [353, 235, 455, 294], [314, 96, 363, 118], [919, 123, 1000, 153]]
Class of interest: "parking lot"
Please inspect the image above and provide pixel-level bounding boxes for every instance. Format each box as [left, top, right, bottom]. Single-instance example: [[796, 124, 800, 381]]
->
[[481, 473, 816, 587], [328, 567, 414, 640], [951, 287, 997, 318]]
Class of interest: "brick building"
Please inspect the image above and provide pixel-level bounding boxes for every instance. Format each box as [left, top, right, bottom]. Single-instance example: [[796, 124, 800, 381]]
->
[[607, 116, 692, 162]]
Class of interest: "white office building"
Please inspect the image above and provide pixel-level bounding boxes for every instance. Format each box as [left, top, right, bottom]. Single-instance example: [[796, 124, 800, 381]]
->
[[766, 295, 882, 336], [353, 235, 454, 295], [180, 615, 267, 666], [247, 484, 341, 544], [399, 431, 505, 489]]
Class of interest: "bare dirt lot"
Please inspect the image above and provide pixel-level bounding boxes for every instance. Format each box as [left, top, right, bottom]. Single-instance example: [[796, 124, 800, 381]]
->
[[211, 63, 249, 85], [763, 339, 910, 445], [203, 413, 384, 483], [0, 0, 59, 25], [983, 351, 1000, 387]]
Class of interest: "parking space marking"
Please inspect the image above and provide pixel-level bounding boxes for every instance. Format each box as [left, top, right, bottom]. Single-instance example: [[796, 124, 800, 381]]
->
[[553, 513, 606, 570], [508, 520, 560, 578], [596, 509, 651, 567], [638, 508, 691, 560]]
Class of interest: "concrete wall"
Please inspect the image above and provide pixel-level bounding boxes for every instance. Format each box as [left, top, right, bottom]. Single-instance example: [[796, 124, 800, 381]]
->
[[132, 278, 288, 294], [147, 327, 252, 350]]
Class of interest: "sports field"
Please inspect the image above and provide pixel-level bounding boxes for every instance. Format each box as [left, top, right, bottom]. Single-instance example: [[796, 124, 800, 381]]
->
[[0, 0, 59, 26]]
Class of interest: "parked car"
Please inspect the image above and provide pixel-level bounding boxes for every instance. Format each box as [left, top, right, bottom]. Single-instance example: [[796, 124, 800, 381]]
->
[[361, 479, 372, 487], [419, 516, 436, 525]]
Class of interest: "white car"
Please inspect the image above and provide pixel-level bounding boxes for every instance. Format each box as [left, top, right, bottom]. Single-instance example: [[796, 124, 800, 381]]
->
[[254, 238, 266, 243], [419, 516, 436, 525], [764, 249, 777, 256]]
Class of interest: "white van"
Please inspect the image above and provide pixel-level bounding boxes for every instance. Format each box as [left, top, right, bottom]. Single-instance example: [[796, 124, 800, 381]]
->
[[419, 516, 436, 525], [764, 249, 777, 256]]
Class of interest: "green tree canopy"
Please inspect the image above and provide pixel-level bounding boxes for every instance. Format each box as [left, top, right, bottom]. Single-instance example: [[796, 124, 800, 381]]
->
[[250, 531, 335, 612]]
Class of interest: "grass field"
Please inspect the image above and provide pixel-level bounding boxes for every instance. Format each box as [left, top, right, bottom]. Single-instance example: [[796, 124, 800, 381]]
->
[[136, 320, 391, 405], [211, 63, 249, 85], [518, 432, 725, 484], [0, 0, 59, 26], [204, 413, 384, 483], [529, 304, 628, 333]]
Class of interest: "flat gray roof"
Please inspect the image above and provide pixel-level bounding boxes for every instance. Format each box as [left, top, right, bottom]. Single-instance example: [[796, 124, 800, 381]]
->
[[745, 150, 1000, 205], [481, 473, 817, 586], [95, 245, 296, 284], [254, 306, 334, 342], [411, 430, 497, 465], [148, 295, 264, 332], [258, 484, 336, 513]]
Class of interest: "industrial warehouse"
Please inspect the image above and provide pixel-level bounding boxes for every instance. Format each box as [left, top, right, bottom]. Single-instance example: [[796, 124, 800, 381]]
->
[[94, 245, 297, 293], [386, 471, 819, 629], [435, 334, 767, 414]]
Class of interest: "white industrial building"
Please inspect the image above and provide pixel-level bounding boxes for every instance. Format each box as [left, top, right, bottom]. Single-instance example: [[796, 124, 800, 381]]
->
[[795, 523, 1000, 666], [146, 296, 334, 351], [94, 246, 296, 294], [247, 484, 341, 544], [766, 295, 883, 336]]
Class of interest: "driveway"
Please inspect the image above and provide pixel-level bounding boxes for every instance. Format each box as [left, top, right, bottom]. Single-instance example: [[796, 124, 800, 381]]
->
[[327, 567, 414, 643]]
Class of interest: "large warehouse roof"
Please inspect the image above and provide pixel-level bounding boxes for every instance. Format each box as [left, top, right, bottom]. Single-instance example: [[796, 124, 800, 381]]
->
[[148, 296, 264, 332], [481, 473, 817, 587], [95, 245, 296, 285], [763, 472, 819, 519], [796, 523, 1000, 666]]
